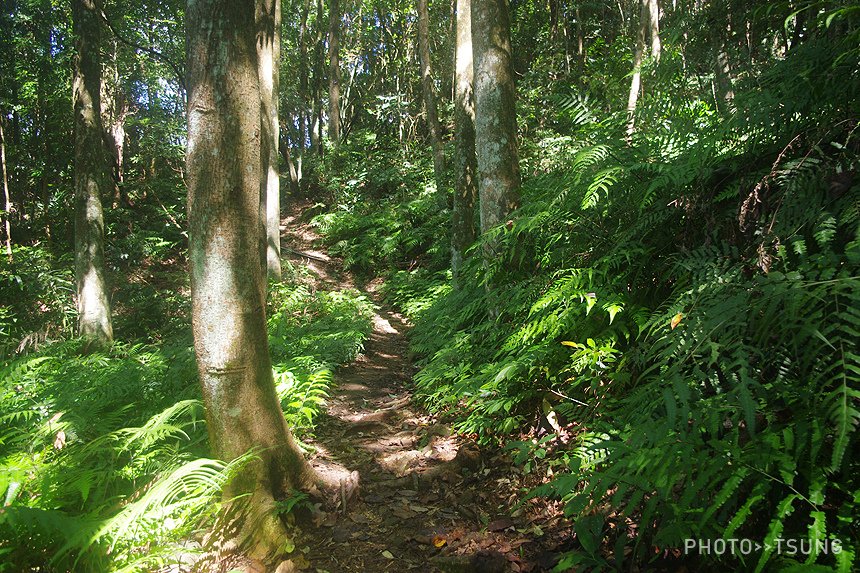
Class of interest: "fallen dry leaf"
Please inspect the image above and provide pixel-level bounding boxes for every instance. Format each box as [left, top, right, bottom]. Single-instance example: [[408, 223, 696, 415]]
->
[[487, 517, 514, 532]]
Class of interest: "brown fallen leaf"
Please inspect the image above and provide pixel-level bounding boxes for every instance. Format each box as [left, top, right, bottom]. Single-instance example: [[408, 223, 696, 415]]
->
[[486, 517, 514, 532], [670, 312, 683, 330]]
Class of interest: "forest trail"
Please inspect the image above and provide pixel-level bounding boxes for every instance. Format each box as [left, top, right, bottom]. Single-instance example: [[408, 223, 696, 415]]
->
[[276, 200, 564, 573]]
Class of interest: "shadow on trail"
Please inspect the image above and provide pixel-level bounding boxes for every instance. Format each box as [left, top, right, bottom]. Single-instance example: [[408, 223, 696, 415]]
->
[[281, 200, 565, 573]]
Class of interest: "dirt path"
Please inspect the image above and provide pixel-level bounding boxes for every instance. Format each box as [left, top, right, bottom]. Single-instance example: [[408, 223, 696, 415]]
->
[[279, 201, 565, 573]]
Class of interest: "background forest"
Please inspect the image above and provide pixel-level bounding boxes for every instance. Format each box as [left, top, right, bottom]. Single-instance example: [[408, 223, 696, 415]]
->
[[1, 0, 859, 571]]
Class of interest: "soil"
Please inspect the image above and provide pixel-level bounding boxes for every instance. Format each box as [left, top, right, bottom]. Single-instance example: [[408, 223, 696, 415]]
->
[[269, 200, 573, 573]]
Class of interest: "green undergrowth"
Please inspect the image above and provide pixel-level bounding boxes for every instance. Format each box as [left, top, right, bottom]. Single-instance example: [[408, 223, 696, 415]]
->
[[314, 30, 860, 572], [0, 264, 373, 571], [267, 274, 375, 434], [309, 130, 450, 276], [0, 339, 215, 571]]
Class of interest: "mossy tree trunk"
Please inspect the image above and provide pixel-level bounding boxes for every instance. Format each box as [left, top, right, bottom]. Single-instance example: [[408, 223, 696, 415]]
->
[[471, 0, 520, 257], [186, 0, 316, 560], [451, 0, 478, 281], [417, 0, 447, 208], [257, 0, 283, 281], [72, 0, 113, 345]]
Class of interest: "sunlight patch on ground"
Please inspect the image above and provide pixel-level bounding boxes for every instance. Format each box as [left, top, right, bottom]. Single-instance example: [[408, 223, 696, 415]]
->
[[372, 314, 399, 334]]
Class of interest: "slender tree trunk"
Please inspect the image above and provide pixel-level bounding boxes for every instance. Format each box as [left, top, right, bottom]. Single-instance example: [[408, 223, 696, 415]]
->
[[1, 118, 11, 262], [72, 0, 113, 345], [38, 0, 53, 244], [186, 0, 319, 561], [713, 1, 735, 111], [576, 6, 585, 78], [417, 0, 447, 207], [625, 0, 647, 139], [648, 0, 661, 63], [101, 39, 128, 206], [451, 0, 477, 281], [298, 0, 310, 183], [312, 0, 324, 155], [257, 0, 283, 281], [283, 138, 301, 194], [328, 0, 341, 143], [714, 38, 735, 111], [471, 0, 520, 256]]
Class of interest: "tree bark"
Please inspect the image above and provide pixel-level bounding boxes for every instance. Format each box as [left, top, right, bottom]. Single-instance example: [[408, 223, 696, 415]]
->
[[257, 0, 283, 281], [471, 0, 520, 255], [298, 0, 310, 182], [625, 0, 647, 139], [713, 3, 735, 111], [648, 0, 661, 63], [186, 0, 317, 560], [1, 117, 11, 262], [328, 0, 341, 143], [101, 38, 128, 206], [451, 0, 477, 281], [312, 0, 324, 154], [417, 0, 447, 208], [576, 6, 585, 78], [72, 0, 113, 345]]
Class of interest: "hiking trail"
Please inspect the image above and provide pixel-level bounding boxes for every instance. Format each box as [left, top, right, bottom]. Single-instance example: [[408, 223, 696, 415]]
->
[[276, 200, 568, 573]]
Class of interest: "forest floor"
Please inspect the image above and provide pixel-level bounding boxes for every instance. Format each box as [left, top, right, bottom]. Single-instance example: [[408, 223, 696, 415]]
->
[[271, 199, 571, 573]]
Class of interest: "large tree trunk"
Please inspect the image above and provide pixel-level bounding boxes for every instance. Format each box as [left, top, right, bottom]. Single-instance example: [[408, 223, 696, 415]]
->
[[417, 0, 447, 208], [328, 0, 341, 144], [257, 0, 283, 281], [72, 0, 113, 345], [471, 0, 520, 255], [186, 0, 316, 560], [625, 0, 648, 139], [451, 0, 477, 281]]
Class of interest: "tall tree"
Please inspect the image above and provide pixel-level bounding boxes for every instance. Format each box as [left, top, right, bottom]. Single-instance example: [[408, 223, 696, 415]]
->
[[100, 39, 128, 199], [626, 0, 648, 138], [186, 0, 317, 558], [471, 0, 520, 254], [297, 0, 311, 180], [1, 115, 11, 262], [72, 0, 114, 344], [648, 0, 661, 63], [451, 0, 477, 280], [627, 0, 661, 137], [257, 0, 283, 280], [328, 0, 341, 143], [312, 0, 324, 154], [417, 0, 446, 207]]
